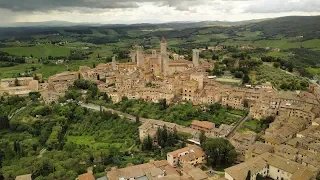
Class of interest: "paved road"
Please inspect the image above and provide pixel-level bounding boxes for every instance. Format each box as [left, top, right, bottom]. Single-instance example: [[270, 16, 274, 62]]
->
[[80, 103, 147, 123], [226, 113, 251, 139], [37, 148, 47, 158], [8, 101, 32, 120]]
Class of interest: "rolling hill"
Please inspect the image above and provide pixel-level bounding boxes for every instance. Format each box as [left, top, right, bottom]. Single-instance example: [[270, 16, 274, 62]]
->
[[241, 16, 320, 39]]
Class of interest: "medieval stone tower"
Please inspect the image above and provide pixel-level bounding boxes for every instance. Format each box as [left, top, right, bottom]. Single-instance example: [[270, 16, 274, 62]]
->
[[160, 37, 169, 76], [130, 50, 136, 63], [136, 46, 144, 67], [161, 37, 167, 55], [192, 49, 200, 67], [112, 56, 117, 70]]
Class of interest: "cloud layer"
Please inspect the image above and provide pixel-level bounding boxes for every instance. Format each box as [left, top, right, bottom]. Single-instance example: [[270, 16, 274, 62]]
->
[[1, 0, 320, 13], [0, 0, 212, 11], [0, 0, 319, 25], [245, 0, 320, 13]]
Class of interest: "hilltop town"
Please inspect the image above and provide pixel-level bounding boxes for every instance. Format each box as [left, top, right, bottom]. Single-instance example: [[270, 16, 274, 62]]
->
[[0, 35, 319, 180]]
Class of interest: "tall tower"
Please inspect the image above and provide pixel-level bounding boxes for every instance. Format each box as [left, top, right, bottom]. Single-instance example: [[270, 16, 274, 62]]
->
[[136, 46, 144, 67], [163, 55, 169, 76], [112, 56, 117, 70], [160, 37, 167, 55], [160, 37, 169, 76], [192, 49, 200, 67], [130, 50, 136, 63]]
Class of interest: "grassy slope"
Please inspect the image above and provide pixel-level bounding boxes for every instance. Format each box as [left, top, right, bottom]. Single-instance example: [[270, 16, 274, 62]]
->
[[0, 60, 101, 79], [0, 44, 71, 58]]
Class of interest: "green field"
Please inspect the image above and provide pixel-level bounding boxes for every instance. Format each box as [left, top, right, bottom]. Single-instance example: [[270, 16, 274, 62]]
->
[[306, 67, 320, 76], [0, 60, 100, 79], [0, 44, 71, 58], [239, 120, 264, 133], [302, 39, 320, 49], [266, 51, 285, 57]]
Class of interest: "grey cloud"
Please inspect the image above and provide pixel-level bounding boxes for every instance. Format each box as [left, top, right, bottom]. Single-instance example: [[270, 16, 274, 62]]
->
[[0, 0, 249, 12], [2, 0, 317, 14], [245, 0, 320, 13], [0, 8, 17, 24], [0, 0, 140, 11]]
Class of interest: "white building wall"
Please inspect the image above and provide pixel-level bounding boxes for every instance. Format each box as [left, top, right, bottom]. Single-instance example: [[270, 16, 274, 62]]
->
[[269, 166, 292, 180], [167, 154, 175, 166], [224, 172, 234, 180]]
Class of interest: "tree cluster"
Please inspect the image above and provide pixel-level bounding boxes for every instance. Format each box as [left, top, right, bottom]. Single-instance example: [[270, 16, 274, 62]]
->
[[68, 50, 88, 60], [142, 126, 179, 151], [201, 138, 237, 168], [0, 51, 26, 67]]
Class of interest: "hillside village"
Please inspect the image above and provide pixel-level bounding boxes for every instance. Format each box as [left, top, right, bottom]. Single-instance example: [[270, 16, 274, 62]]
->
[[2, 38, 320, 180]]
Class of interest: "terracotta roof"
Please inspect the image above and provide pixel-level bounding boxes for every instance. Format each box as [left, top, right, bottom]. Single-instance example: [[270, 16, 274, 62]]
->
[[225, 153, 317, 180], [193, 101, 199, 106], [77, 172, 95, 180], [291, 168, 317, 180], [265, 136, 283, 145], [275, 144, 298, 155], [182, 164, 208, 180], [167, 145, 202, 157], [107, 160, 178, 180], [225, 154, 268, 180], [248, 142, 274, 155], [191, 120, 215, 130], [181, 149, 206, 162]]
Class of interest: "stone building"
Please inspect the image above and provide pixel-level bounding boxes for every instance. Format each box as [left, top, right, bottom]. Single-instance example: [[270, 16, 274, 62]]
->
[[225, 153, 317, 180], [106, 160, 208, 180], [230, 131, 257, 162], [1, 77, 34, 87], [167, 145, 206, 167], [222, 92, 246, 110], [190, 120, 215, 133], [48, 71, 79, 94], [138, 120, 179, 142], [192, 49, 200, 67], [107, 160, 179, 180], [245, 142, 274, 160], [0, 77, 39, 96]]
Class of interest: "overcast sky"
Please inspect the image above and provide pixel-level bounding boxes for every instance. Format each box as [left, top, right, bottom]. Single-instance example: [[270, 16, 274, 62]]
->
[[0, 0, 319, 25]]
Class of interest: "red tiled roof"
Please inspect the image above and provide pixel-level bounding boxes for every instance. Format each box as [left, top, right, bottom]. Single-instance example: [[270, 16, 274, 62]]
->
[[191, 120, 215, 130]]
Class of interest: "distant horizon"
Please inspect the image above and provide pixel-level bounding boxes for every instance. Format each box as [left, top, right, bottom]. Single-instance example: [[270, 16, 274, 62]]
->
[[1, 15, 319, 27]]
